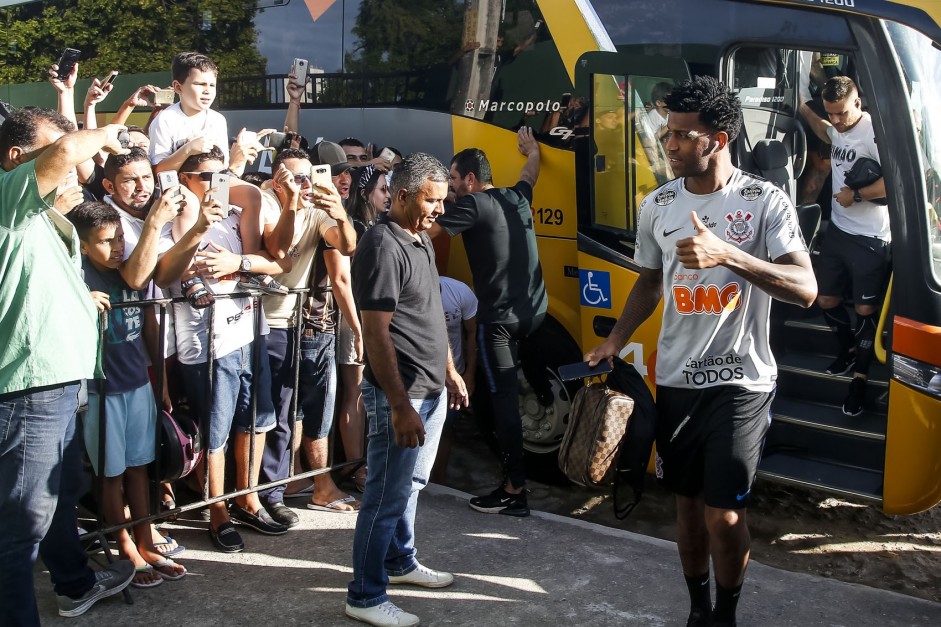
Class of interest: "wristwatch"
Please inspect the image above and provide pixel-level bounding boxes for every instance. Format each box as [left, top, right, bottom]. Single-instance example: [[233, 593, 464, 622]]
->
[[239, 255, 252, 272], [853, 190, 863, 203]]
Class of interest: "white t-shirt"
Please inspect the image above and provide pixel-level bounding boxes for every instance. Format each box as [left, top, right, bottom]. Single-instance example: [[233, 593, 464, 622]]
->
[[827, 112, 890, 241], [164, 206, 268, 365], [259, 190, 338, 328], [104, 195, 177, 357], [148, 103, 229, 166], [647, 108, 668, 132], [439, 276, 477, 374], [635, 169, 806, 392]]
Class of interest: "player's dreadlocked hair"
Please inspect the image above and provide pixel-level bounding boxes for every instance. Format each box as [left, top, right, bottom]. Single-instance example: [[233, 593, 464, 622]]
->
[[663, 76, 742, 141]]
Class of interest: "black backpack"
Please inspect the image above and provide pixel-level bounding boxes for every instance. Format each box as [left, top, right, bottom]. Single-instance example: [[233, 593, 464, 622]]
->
[[605, 358, 657, 519]]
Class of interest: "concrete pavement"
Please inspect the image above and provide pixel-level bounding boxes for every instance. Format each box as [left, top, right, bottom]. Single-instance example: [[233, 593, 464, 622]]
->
[[35, 484, 941, 625]]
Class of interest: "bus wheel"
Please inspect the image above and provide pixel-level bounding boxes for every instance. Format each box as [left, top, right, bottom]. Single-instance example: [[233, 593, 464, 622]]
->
[[518, 317, 583, 480]]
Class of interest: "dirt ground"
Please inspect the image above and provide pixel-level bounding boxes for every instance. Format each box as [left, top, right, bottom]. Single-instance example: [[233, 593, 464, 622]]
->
[[440, 417, 941, 604]]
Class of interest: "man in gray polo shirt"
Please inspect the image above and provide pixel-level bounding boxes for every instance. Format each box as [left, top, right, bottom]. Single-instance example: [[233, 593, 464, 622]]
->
[[345, 153, 467, 627]]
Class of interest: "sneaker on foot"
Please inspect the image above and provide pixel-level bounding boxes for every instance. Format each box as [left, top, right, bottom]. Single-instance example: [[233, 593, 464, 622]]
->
[[345, 601, 419, 627], [842, 377, 867, 416], [825, 351, 857, 375], [57, 560, 134, 617], [388, 562, 454, 588], [469, 486, 530, 517]]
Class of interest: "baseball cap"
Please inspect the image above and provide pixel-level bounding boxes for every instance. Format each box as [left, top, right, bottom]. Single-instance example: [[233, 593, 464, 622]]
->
[[311, 141, 352, 176]]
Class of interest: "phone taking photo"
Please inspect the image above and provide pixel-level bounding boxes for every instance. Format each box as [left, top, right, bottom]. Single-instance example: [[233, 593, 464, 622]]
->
[[378, 147, 396, 163], [56, 48, 81, 81], [290, 58, 309, 88], [154, 88, 176, 106], [157, 171, 180, 195], [102, 70, 119, 86], [310, 164, 332, 189], [209, 172, 231, 209]]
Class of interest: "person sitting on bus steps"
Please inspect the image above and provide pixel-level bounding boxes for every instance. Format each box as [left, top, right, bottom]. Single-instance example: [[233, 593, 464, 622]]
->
[[0, 108, 136, 624], [428, 126, 548, 517], [586, 76, 817, 627], [798, 76, 889, 417]]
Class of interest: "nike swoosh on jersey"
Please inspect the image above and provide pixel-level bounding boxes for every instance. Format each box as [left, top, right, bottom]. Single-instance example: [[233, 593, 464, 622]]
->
[[663, 226, 684, 237]]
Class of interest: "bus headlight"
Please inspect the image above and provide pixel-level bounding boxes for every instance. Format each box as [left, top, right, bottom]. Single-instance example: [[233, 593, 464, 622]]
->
[[892, 354, 941, 399]]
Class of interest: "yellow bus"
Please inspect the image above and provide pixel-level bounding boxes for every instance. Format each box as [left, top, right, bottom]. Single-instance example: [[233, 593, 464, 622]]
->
[[3, 0, 938, 514]]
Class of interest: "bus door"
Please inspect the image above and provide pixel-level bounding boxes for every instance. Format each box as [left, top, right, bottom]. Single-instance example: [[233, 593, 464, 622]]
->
[[573, 52, 690, 378]]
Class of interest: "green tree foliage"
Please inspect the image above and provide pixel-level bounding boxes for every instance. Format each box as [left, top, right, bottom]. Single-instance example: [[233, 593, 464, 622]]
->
[[0, 0, 266, 84], [345, 0, 463, 74]]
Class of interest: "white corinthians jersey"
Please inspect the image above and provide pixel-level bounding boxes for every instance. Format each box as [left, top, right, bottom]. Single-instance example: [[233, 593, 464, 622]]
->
[[635, 170, 806, 392]]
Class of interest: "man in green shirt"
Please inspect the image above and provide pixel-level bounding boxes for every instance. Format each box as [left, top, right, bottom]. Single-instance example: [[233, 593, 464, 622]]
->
[[0, 107, 135, 626]]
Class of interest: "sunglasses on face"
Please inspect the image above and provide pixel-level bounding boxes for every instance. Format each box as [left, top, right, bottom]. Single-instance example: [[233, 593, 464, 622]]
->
[[291, 173, 312, 184], [181, 170, 222, 181]]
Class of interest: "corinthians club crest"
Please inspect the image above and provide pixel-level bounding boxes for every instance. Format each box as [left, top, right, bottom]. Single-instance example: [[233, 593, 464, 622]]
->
[[725, 209, 754, 244]]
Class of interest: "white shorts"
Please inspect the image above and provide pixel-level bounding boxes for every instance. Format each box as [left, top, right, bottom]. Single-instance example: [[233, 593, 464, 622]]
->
[[337, 315, 360, 366]]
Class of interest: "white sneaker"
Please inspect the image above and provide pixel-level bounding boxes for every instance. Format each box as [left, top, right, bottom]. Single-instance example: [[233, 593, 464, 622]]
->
[[345, 601, 420, 627], [387, 562, 454, 588]]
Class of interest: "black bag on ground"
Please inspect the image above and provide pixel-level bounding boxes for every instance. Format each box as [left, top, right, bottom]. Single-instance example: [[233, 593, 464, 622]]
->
[[605, 358, 657, 520]]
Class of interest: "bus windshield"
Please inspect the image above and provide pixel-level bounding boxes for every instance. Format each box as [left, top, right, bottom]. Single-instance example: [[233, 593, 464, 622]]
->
[[885, 20, 941, 284]]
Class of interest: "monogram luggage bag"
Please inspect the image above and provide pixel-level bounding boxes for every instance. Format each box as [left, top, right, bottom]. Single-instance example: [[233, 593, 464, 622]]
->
[[558, 379, 635, 486]]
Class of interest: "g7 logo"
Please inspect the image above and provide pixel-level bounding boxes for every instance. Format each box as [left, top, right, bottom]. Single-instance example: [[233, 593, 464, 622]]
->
[[549, 126, 574, 141]]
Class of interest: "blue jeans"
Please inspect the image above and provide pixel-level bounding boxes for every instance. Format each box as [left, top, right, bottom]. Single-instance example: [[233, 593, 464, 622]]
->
[[0, 383, 94, 627], [347, 381, 446, 609], [298, 331, 337, 440], [180, 337, 277, 454]]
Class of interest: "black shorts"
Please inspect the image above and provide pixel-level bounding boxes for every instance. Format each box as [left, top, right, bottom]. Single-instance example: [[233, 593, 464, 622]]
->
[[815, 225, 891, 306], [655, 385, 773, 509]]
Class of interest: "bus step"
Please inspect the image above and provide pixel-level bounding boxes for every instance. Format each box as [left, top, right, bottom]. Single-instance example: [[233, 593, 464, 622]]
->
[[778, 316, 839, 354], [763, 419, 885, 475], [758, 453, 883, 505], [776, 352, 889, 406], [771, 397, 886, 440]]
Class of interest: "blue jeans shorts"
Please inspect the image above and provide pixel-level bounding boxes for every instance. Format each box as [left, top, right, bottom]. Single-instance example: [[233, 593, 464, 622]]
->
[[84, 382, 158, 477], [180, 337, 276, 453]]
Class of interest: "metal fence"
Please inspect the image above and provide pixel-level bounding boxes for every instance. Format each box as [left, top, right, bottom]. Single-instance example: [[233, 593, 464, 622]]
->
[[80, 287, 360, 546]]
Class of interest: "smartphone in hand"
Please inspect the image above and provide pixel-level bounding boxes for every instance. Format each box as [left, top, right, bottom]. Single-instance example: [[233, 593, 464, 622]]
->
[[154, 88, 176, 106], [157, 171, 180, 195], [557, 360, 614, 381], [290, 58, 309, 88], [378, 147, 396, 163], [209, 172, 231, 209], [56, 48, 81, 80], [102, 70, 119, 86], [310, 164, 332, 189]]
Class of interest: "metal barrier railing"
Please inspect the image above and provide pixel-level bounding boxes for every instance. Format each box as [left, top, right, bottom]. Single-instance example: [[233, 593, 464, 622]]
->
[[80, 286, 362, 542]]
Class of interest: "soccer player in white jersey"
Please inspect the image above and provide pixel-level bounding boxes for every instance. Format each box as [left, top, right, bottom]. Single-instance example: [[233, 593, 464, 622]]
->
[[586, 76, 817, 627], [799, 76, 889, 416]]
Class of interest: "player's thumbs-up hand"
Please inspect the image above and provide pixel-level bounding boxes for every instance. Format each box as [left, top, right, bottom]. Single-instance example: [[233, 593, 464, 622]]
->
[[676, 211, 727, 269]]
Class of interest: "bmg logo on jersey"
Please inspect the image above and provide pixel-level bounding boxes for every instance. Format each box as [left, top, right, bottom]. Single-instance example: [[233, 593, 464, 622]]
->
[[673, 282, 741, 315]]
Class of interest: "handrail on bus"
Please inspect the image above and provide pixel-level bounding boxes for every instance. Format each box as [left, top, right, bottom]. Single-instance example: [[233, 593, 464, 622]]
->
[[875, 273, 893, 365]]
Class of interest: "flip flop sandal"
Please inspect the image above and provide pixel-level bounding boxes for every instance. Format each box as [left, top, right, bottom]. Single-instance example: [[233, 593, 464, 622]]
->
[[154, 535, 185, 557], [307, 495, 360, 513], [131, 565, 164, 588], [149, 558, 187, 581], [181, 276, 215, 309]]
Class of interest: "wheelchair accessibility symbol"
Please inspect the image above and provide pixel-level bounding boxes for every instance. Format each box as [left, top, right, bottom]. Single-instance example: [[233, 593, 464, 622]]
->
[[579, 270, 611, 309]]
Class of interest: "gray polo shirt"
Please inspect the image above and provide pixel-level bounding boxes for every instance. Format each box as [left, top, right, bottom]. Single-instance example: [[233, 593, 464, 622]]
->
[[352, 213, 448, 398]]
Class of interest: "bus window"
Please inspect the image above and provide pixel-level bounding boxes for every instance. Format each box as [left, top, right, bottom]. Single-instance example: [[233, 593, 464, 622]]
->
[[886, 21, 941, 283], [591, 75, 628, 232]]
